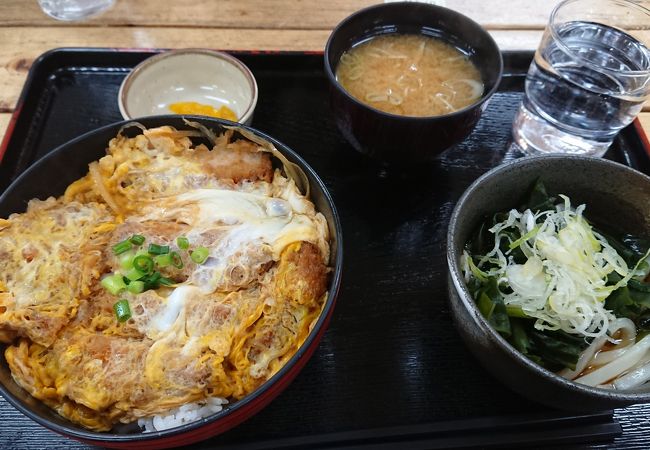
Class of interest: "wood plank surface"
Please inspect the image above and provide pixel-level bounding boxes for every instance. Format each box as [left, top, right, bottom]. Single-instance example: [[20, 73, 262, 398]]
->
[[1, 2, 650, 448], [0, 27, 649, 143], [0, 113, 9, 142], [0, 0, 560, 29], [0, 26, 328, 114], [0, 27, 547, 116]]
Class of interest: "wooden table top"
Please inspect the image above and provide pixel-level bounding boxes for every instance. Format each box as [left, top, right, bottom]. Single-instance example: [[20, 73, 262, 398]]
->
[[0, 0, 648, 140], [1, 1, 650, 449]]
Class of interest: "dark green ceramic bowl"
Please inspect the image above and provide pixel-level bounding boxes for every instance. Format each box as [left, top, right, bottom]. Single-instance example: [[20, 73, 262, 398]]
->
[[447, 155, 650, 411]]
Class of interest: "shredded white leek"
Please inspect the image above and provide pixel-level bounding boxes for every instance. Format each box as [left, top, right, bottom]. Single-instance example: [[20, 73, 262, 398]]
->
[[467, 196, 646, 340], [463, 195, 650, 388]]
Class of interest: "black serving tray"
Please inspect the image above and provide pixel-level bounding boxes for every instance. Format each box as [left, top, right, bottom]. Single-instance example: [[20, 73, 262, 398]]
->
[[1, 48, 650, 449]]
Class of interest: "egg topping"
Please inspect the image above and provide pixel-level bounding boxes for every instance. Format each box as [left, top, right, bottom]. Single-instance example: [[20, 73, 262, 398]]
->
[[0, 125, 330, 431]]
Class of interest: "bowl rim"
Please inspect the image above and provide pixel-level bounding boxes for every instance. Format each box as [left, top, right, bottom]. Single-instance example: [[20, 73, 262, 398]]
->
[[447, 154, 650, 401], [0, 115, 343, 443], [549, 0, 650, 77], [323, 2, 504, 122], [117, 49, 259, 124]]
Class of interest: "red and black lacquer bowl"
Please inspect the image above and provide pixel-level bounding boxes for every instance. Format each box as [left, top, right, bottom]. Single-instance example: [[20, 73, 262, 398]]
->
[[324, 2, 503, 164], [0, 116, 343, 449]]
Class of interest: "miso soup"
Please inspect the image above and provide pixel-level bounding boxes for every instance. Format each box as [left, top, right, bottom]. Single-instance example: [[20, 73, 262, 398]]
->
[[336, 34, 484, 117]]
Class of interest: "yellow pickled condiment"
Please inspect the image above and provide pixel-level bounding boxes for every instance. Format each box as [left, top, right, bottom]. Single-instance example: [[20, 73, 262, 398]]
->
[[169, 101, 238, 121]]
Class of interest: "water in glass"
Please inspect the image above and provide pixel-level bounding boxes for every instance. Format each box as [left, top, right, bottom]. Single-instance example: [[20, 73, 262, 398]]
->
[[513, 21, 650, 156]]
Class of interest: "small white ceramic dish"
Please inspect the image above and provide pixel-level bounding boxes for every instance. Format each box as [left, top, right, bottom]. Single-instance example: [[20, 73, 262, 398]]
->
[[118, 49, 258, 125]]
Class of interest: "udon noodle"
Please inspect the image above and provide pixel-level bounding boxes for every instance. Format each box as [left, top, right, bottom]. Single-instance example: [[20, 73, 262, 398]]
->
[[560, 318, 650, 390], [336, 34, 484, 117]]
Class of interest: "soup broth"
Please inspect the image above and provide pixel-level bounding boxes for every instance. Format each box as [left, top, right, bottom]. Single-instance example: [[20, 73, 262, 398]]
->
[[336, 34, 484, 117]]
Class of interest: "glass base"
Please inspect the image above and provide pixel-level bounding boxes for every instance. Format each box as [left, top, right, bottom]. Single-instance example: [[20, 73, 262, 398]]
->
[[38, 0, 114, 21], [512, 104, 612, 157]]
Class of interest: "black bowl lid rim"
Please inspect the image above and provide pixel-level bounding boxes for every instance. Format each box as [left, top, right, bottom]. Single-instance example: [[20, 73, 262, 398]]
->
[[323, 2, 505, 122]]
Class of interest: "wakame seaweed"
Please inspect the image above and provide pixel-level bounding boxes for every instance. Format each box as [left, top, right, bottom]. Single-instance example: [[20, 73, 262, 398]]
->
[[606, 282, 650, 329], [598, 229, 650, 268], [524, 178, 556, 213], [602, 234, 650, 334], [464, 180, 650, 372]]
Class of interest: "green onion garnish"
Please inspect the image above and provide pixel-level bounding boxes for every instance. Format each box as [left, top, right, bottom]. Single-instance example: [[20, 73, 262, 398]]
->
[[177, 236, 189, 250], [119, 251, 135, 271], [155, 252, 184, 269], [129, 234, 146, 246], [133, 255, 154, 274], [190, 247, 209, 264], [125, 266, 145, 281], [170, 251, 184, 269], [127, 280, 145, 294], [154, 253, 172, 267], [143, 271, 162, 290], [112, 239, 133, 255], [148, 243, 170, 255], [159, 276, 175, 286], [101, 273, 127, 295], [113, 299, 132, 322]]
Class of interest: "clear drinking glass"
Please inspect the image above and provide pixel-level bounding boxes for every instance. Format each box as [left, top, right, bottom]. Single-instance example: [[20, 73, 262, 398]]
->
[[37, 0, 114, 21], [512, 0, 650, 157]]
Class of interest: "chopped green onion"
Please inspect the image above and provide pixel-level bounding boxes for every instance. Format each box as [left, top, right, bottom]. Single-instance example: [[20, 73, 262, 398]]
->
[[129, 234, 145, 246], [119, 251, 135, 271], [101, 273, 127, 295], [133, 255, 154, 274], [154, 253, 172, 268], [112, 239, 133, 255], [177, 236, 189, 250], [127, 280, 145, 294], [170, 251, 184, 269], [143, 271, 162, 290], [148, 243, 170, 255], [125, 266, 145, 281], [113, 299, 132, 322], [159, 276, 175, 286], [190, 247, 209, 264], [154, 252, 183, 269]]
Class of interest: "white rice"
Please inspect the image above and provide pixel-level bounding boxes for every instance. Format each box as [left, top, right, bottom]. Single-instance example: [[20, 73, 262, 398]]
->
[[138, 397, 228, 432]]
